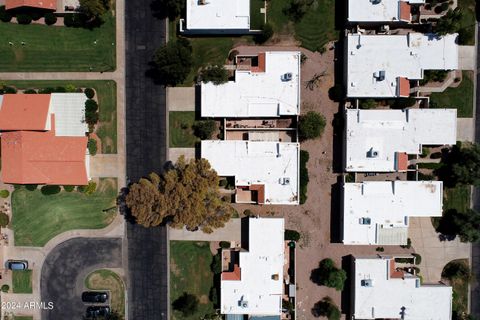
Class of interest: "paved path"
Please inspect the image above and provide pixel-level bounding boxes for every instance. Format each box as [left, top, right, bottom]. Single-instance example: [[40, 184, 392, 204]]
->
[[169, 219, 241, 241], [168, 147, 196, 162], [167, 87, 196, 111], [90, 154, 120, 178], [41, 238, 123, 320], [409, 217, 471, 283], [457, 118, 475, 142], [459, 46, 476, 70]]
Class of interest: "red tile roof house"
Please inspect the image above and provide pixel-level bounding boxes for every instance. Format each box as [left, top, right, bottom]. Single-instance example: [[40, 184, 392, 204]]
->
[[5, 0, 57, 11], [0, 93, 90, 186]]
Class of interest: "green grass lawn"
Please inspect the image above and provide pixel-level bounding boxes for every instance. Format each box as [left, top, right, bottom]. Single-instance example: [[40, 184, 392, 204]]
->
[[12, 270, 32, 293], [430, 71, 474, 118], [459, 0, 476, 45], [0, 80, 117, 153], [85, 269, 125, 317], [267, 0, 337, 51], [443, 185, 471, 213], [170, 241, 215, 320], [443, 259, 469, 315], [0, 13, 116, 72], [169, 111, 198, 147], [12, 178, 118, 247], [250, 0, 266, 30]]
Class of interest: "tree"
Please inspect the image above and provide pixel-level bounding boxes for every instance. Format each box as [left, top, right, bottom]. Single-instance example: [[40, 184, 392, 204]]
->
[[312, 296, 341, 320], [151, 0, 185, 19], [437, 209, 480, 243], [16, 13, 32, 25], [84, 87, 95, 99], [41, 185, 61, 195], [310, 258, 347, 291], [152, 38, 193, 86], [254, 23, 273, 44], [44, 13, 57, 25], [442, 260, 471, 281], [199, 65, 229, 85], [285, 229, 301, 241], [434, 8, 462, 35], [88, 138, 98, 156], [283, 0, 312, 22], [79, 0, 108, 19], [298, 111, 326, 141], [0, 6, 12, 22], [172, 292, 199, 316], [193, 120, 216, 140], [451, 144, 480, 186], [125, 157, 234, 232], [0, 212, 9, 227]]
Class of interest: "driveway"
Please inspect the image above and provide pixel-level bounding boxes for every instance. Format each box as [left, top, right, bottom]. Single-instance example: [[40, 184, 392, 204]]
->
[[41, 238, 122, 320]]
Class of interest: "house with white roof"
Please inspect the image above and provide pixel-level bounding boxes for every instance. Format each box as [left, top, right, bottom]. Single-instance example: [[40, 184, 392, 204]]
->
[[342, 181, 443, 245], [345, 108, 457, 172], [201, 51, 301, 118], [201, 140, 299, 205], [221, 217, 285, 317], [345, 33, 458, 98], [179, 0, 250, 34], [352, 255, 452, 319], [347, 0, 425, 23]]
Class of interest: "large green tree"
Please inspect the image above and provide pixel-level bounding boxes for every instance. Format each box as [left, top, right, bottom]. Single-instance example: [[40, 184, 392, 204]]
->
[[125, 156, 233, 232], [310, 258, 347, 291], [438, 143, 480, 187], [311, 296, 341, 320], [437, 209, 480, 243], [152, 38, 193, 86], [79, 0, 108, 19]]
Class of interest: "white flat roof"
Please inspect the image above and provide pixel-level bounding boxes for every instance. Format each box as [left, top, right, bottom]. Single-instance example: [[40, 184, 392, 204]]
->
[[48, 93, 88, 137], [186, 0, 250, 30], [221, 218, 284, 315], [201, 51, 301, 117], [343, 181, 443, 245], [348, 0, 425, 22], [346, 33, 458, 98], [201, 140, 299, 205], [345, 109, 457, 172], [353, 256, 452, 319]]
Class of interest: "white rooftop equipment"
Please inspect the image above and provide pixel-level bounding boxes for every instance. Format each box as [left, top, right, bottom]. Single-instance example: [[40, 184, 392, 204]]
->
[[184, 0, 250, 32], [343, 181, 443, 245], [348, 0, 426, 23], [201, 51, 301, 117], [201, 140, 299, 205], [221, 218, 284, 316], [345, 108, 457, 172], [353, 256, 452, 320], [345, 33, 458, 98]]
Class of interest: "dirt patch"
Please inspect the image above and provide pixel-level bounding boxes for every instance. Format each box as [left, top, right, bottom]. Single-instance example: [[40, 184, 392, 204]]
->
[[170, 259, 180, 277], [199, 294, 209, 304]]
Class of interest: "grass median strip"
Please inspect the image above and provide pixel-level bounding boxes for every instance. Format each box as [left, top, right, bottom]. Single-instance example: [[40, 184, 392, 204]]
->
[[12, 270, 32, 294]]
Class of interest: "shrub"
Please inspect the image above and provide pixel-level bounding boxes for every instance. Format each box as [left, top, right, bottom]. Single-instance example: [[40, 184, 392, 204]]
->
[[430, 152, 442, 159], [88, 138, 98, 155], [210, 253, 222, 275], [41, 185, 61, 195], [0, 6, 12, 22], [54, 86, 66, 93], [25, 184, 37, 191], [82, 181, 97, 195], [172, 292, 199, 316], [16, 13, 32, 25], [312, 258, 347, 291], [30, 11, 42, 21], [84, 87, 95, 99], [299, 111, 326, 141], [38, 87, 55, 94], [359, 99, 377, 109], [219, 179, 228, 187], [63, 185, 75, 192], [300, 150, 309, 204], [312, 296, 341, 320], [417, 162, 443, 170], [345, 172, 355, 183], [86, 111, 99, 125], [199, 65, 229, 85], [219, 241, 230, 249], [375, 247, 385, 252], [23, 89, 37, 94], [285, 229, 301, 241], [65, 84, 77, 92], [412, 253, 422, 265], [442, 260, 471, 281], [0, 212, 9, 227], [243, 209, 254, 216], [63, 13, 86, 27], [193, 120, 216, 140], [400, 237, 412, 249], [254, 23, 273, 44], [44, 12, 57, 25], [3, 86, 17, 94], [328, 84, 344, 101], [1, 284, 9, 293], [0, 190, 10, 198]]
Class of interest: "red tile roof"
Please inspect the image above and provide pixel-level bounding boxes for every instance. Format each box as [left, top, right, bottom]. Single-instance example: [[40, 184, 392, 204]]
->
[[399, 1, 411, 22], [0, 94, 51, 131], [395, 152, 409, 172], [251, 52, 266, 73], [398, 77, 410, 97], [221, 264, 242, 281], [389, 259, 405, 279], [250, 184, 265, 204], [5, 0, 56, 10], [1, 129, 88, 185]]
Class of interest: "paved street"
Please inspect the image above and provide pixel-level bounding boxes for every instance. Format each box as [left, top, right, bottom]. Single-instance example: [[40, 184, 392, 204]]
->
[[41, 238, 123, 320], [125, 0, 169, 319]]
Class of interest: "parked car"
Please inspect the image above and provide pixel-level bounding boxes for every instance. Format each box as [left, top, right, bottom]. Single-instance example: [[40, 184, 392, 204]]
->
[[5, 260, 28, 270], [82, 291, 108, 303], [86, 306, 110, 318]]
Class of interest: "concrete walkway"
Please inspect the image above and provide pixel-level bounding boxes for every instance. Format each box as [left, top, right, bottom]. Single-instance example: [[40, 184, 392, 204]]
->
[[459, 46, 476, 71], [409, 217, 471, 283], [167, 87, 196, 111], [169, 219, 241, 241], [457, 118, 475, 142], [168, 147, 196, 162], [90, 154, 120, 178]]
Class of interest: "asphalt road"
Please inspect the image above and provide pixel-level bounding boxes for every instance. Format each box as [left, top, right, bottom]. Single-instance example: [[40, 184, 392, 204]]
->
[[125, 0, 169, 319], [41, 238, 123, 320]]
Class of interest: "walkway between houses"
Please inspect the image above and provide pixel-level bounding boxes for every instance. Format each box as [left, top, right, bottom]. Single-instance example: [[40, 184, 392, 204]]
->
[[169, 219, 241, 242]]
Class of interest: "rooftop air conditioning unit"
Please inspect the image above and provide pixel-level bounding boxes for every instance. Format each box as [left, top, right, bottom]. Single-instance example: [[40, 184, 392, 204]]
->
[[241, 300, 249, 308], [371, 0, 381, 4], [361, 279, 374, 287], [359, 217, 372, 225], [281, 177, 291, 185], [367, 149, 379, 158], [281, 72, 293, 82]]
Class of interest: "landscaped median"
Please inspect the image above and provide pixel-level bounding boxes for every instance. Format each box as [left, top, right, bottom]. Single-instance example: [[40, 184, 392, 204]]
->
[[1, 81, 117, 154], [11, 178, 117, 247], [12, 270, 32, 294], [85, 269, 125, 318]]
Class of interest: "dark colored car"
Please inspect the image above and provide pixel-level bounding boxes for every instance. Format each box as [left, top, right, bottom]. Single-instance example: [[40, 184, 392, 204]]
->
[[86, 306, 110, 318], [82, 291, 108, 303], [6, 260, 28, 270]]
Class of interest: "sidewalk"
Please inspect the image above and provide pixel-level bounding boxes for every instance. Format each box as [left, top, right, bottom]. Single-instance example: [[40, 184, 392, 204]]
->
[[169, 219, 241, 241]]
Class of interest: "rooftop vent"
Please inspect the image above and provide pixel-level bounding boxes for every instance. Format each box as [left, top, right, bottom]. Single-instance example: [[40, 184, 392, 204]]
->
[[370, 0, 381, 4], [359, 217, 372, 225], [367, 148, 379, 158], [280, 177, 291, 185], [361, 279, 374, 287], [374, 70, 386, 81], [281, 72, 293, 82]]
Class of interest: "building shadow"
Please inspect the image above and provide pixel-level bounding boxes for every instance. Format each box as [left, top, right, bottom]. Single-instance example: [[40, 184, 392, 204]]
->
[[195, 85, 202, 118], [330, 176, 343, 243], [341, 255, 354, 318], [331, 105, 345, 174]]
